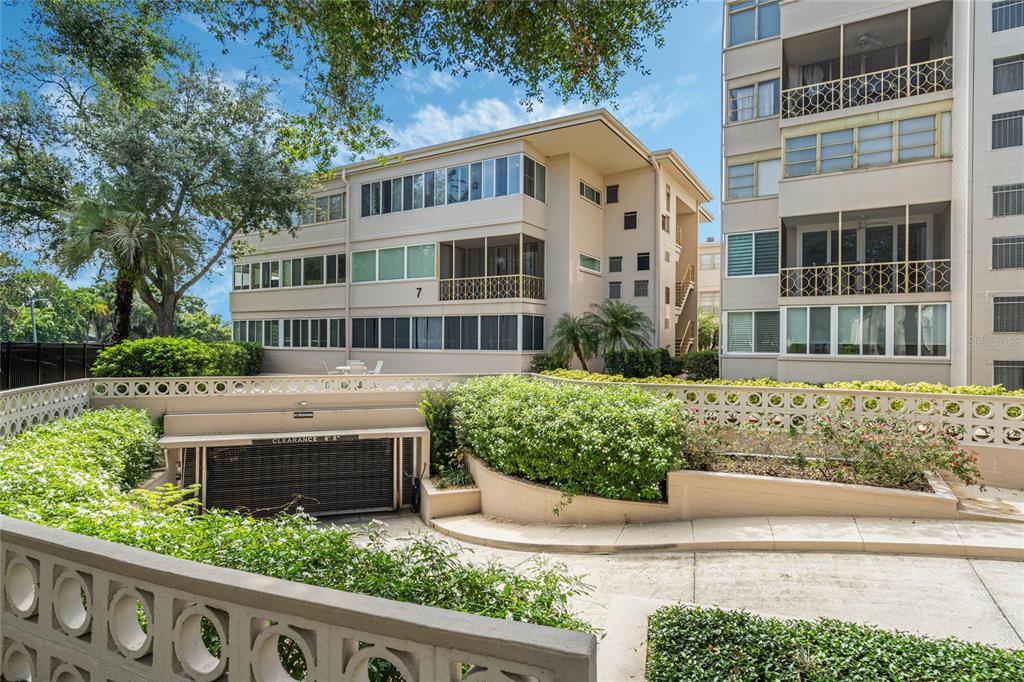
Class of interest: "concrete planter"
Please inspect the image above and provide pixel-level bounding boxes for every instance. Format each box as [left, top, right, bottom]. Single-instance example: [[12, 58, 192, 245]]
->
[[419, 477, 481, 521], [462, 454, 960, 525]]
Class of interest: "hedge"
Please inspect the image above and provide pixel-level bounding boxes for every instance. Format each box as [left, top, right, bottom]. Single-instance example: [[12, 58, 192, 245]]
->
[[540, 370, 1024, 397], [605, 347, 682, 378], [677, 349, 718, 380], [451, 375, 687, 501], [0, 408, 590, 678], [91, 337, 263, 377], [647, 605, 1024, 681]]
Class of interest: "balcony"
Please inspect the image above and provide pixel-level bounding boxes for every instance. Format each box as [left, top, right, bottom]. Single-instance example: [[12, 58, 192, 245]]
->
[[780, 202, 951, 298], [781, 1, 952, 119], [439, 234, 544, 301], [440, 274, 545, 301]]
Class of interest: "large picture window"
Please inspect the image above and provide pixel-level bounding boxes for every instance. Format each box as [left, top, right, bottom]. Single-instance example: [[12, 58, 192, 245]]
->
[[726, 310, 779, 353], [727, 0, 779, 47], [727, 159, 779, 199], [726, 231, 778, 276], [359, 153, 545, 217]]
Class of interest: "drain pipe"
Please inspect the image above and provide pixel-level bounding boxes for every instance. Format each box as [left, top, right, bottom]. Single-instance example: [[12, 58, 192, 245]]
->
[[341, 168, 351, 364]]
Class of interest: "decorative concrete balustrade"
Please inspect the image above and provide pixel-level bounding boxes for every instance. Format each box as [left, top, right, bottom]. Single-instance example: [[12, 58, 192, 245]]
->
[[0, 378, 92, 440], [0, 516, 597, 681]]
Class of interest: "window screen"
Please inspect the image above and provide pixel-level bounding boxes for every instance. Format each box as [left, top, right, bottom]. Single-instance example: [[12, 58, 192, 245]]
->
[[994, 296, 1024, 332], [634, 280, 649, 297], [994, 360, 1024, 391], [727, 233, 753, 276], [994, 183, 1024, 217], [754, 231, 778, 275], [993, 0, 1024, 32], [406, 244, 435, 278], [994, 54, 1023, 94], [378, 247, 405, 280], [993, 236, 1024, 269], [993, 110, 1023, 149], [522, 315, 545, 351], [352, 251, 377, 282]]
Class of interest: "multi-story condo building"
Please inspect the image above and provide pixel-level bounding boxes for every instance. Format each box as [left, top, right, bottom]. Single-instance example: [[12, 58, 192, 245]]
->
[[229, 110, 712, 374], [720, 0, 1024, 388], [698, 237, 722, 314]]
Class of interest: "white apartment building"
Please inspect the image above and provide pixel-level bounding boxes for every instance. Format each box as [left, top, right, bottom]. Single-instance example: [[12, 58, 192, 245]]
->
[[229, 110, 712, 374], [698, 237, 722, 314], [720, 0, 1024, 388]]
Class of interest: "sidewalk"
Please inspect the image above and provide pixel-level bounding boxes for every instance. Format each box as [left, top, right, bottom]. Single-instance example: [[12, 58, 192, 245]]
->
[[431, 514, 1024, 560]]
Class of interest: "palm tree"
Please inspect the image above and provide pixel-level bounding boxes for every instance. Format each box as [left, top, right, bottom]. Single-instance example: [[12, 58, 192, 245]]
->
[[549, 313, 600, 371], [58, 192, 192, 342], [589, 299, 654, 356]]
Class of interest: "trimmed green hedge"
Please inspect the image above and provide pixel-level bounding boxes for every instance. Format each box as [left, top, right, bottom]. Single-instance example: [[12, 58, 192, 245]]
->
[[0, 408, 589, 649], [541, 369, 1024, 397], [647, 605, 1024, 681], [605, 347, 682, 378], [91, 337, 262, 377], [677, 349, 718, 380], [451, 375, 686, 501]]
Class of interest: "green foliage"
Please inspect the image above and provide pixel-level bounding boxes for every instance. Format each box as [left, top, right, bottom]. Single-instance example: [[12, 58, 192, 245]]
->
[[677, 349, 719, 380], [451, 375, 686, 501], [529, 352, 566, 373], [539, 369, 1024, 396], [548, 312, 600, 371], [605, 347, 681, 378], [646, 605, 1024, 681], [697, 311, 719, 350], [434, 467, 475, 490], [588, 299, 654, 356], [417, 390, 459, 475], [736, 411, 983, 489], [91, 337, 261, 377], [0, 409, 592, 680]]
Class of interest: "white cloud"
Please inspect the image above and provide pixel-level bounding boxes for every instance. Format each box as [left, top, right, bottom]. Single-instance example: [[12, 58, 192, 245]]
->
[[388, 98, 588, 149], [399, 69, 460, 95], [609, 72, 706, 131]]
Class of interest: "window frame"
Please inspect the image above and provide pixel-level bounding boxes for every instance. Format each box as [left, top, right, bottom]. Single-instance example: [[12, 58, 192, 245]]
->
[[578, 252, 602, 274], [725, 229, 778, 278], [993, 110, 1024, 150], [994, 54, 1024, 94], [633, 279, 649, 297], [724, 309, 780, 355], [727, 0, 780, 48], [579, 180, 602, 206], [993, 0, 1024, 32], [993, 235, 1024, 270], [623, 211, 638, 230], [993, 296, 1024, 333], [994, 183, 1024, 217], [727, 77, 780, 123]]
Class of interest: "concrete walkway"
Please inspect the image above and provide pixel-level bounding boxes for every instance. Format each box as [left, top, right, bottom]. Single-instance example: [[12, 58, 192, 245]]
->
[[330, 514, 1024, 680], [431, 513, 1024, 560]]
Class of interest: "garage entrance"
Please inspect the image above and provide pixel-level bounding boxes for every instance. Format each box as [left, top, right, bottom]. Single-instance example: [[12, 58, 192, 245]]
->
[[172, 430, 423, 517]]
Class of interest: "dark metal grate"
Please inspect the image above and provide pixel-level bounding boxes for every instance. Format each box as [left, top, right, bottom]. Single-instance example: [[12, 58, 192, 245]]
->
[[204, 438, 396, 517], [401, 437, 415, 506]]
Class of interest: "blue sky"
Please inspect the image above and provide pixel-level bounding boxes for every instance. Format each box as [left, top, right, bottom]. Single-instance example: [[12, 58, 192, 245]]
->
[[2, 1, 724, 320]]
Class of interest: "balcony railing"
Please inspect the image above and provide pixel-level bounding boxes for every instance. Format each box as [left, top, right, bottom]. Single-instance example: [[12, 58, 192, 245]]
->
[[675, 264, 695, 309], [439, 274, 544, 301], [780, 259, 951, 297], [781, 56, 953, 118]]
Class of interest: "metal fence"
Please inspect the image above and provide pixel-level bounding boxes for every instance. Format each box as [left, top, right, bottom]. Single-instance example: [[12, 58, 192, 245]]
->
[[0, 342, 109, 390]]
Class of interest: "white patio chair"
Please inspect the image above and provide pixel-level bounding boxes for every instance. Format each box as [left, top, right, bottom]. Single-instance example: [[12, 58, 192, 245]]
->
[[321, 361, 341, 376], [367, 360, 384, 375]]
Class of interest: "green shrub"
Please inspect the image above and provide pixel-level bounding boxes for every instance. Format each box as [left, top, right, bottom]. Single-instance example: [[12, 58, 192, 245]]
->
[[605, 347, 680, 378], [451, 375, 687, 501], [529, 352, 566, 373], [646, 605, 1024, 681], [677, 349, 718, 380], [417, 390, 459, 475], [91, 337, 262, 377], [0, 408, 590, 677]]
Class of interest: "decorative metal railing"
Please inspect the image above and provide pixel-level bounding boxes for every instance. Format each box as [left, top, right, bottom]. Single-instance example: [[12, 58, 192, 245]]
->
[[0, 515, 596, 682], [439, 274, 545, 301], [0, 379, 91, 440], [780, 259, 951, 297], [675, 319, 695, 357], [781, 56, 953, 118], [675, 264, 695, 309], [538, 374, 1024, 449]]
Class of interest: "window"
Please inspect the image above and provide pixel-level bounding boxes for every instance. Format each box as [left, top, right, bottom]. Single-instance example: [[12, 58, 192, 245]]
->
[[303, 256, 324, 286], [579, 181, 602, 205], [300, 192, 345, 225], [329, 319, 345, 347], [994, 360, 1024, 391], [358, 154, 544, 217], [623, 211, 638, 230], [609, 256, 623, 272], [522, 315, 545, 351], [352, 318, 380, 348], [352, 250, 377, 282], [380, 317, 411, 349], [858, 122, 895, 168], [606, 185, 619, 203], [838, 305, 886, 355], [993, 110, 1024, 149], [994, 296, 1024, 332], [378, 247, 405, 280], [406, 244, 435, 278], [480, 315, 518, 350], [700, 253, 721, 270], [726, 231, 777, 276], [994, 54, 1024, 94], [609, 281, 622, 299], [579, 253, 601, 273], [728, 78, 779, 122], [637, 252, 650, 271], [785, 307, 831, 354], [726, 310, 779, 353], [727, 0, 779, 46], [727, 158, 779, 199], [993, 236, 1024, 269], [413, 317, 443, 349], [634, 280, 649, 297], [665, 286, 671, 302], [898, 116, 938, 162], [994, 183, 1024, 217], [444, 316, 479, 350], [894, 304, 947, 356], [993, 0, 1024, 32]]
